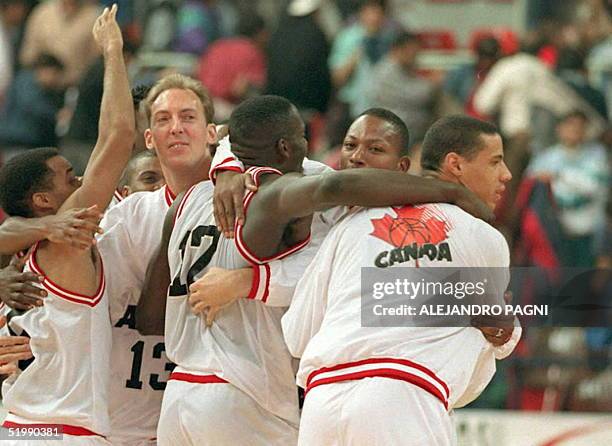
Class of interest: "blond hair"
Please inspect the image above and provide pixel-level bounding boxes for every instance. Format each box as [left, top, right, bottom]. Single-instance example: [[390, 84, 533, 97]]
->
[[144, 74, 215, 124]]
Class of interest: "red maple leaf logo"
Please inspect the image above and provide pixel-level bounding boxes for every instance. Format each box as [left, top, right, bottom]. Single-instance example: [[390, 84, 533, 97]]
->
[[370, 206, 449, 248]]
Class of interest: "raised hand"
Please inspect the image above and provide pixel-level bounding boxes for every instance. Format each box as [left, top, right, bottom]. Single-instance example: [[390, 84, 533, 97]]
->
[[92, 4, 123, 54]]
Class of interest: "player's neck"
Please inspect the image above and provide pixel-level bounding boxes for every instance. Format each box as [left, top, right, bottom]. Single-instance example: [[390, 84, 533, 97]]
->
[[421, 169, 459, 185], [162, 166, 210, 195]]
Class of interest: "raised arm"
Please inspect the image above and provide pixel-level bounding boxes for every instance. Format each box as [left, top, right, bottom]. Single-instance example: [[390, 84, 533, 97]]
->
[[135, 195, 180, 335], [60, 5, 134, 213], [0, 207, 102, 255]]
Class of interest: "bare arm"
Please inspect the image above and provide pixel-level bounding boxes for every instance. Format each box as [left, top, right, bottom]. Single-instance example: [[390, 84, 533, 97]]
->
[[242, 169, 491, 258], [135, 195, 181, 335], [60, 5, 134, 214], [0, 207, 103, 255]]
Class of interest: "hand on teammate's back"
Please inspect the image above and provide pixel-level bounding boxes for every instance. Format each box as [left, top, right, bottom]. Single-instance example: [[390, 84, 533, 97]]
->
[[0, 316, 32, 376], [92, 3, 123, 54], [213, 171, 257, 238], [0, 257, 46, 310], [454, 187, 495, 223], [44, 205, 103, 250]]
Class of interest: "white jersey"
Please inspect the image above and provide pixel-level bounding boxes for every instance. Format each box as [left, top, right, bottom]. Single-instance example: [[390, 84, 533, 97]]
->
[[166, 174, 304, 426], [97, 185, 176, 444], [283, 204, 521, 410], [1, 244, 111, 437]]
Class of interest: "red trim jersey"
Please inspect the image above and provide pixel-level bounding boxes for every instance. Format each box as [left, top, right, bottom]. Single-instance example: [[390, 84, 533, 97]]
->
[[166, 176, 302, 426], [97, 185, 176, 444], [283, 204, 521, 410], [1, 244, 111, 436]]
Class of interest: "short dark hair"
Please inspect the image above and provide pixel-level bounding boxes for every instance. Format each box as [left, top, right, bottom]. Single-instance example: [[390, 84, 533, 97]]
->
[[33, 53, 64, 71], [132, 84, 152, 110], [119, 150, 157, 188], [358, 108, 411, 155], [237, 13, 266, 38], [391, 31, 419, 49], [359, 0, 387, 11], [476, 37, 501, 59], [421, 115, 499, 171], [559, 109, 588, 123], [229, 95, 296, 149], [0, 147, 59, 217]]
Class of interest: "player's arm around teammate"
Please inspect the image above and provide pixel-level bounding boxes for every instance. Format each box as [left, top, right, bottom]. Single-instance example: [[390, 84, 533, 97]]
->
[[0, 207, 103, 255]]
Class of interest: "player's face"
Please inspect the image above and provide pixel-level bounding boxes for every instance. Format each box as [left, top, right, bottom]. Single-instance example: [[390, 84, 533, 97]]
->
[[144, 88, 217, 173], [43, 155, 82, 213], [340, 115, 409, 172], [122, 156, 165, 197], [456, 133, 512, 210]]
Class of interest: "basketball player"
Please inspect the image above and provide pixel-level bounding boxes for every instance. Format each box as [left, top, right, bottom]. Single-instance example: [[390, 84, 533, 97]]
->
[[0, 5, 133, 445], [136, 98, 493, 445], [284, 115, 518, 445], [92, 73, 216, 446], [117, 150, 165, 198], [192, 109, 513, 348]]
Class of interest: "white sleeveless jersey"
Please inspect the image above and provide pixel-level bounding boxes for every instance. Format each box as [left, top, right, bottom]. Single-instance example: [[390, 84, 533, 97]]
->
[[283, 204, 520, 410], [1, 244, 111, 436], [97, 185, 176, 444], [166, 177, 300, 426]]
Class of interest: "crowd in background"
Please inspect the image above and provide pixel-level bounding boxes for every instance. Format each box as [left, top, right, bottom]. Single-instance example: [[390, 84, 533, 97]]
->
[[0, 0, 610, 413]]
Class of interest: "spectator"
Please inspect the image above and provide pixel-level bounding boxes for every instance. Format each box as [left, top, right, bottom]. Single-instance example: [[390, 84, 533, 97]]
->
[[266, 0, 332, 118], [19, 0, 99, 88], [444, 36, 502, 119], [527, 110, 610, 266], [556, 46, 608, 119], [173, 0, 222, 55], [0, 0, 30, 103], [366, 31, 438, 145], [327, 0, 397, 146], [0, 54, 65, 155], [197, 13, 267, 120]]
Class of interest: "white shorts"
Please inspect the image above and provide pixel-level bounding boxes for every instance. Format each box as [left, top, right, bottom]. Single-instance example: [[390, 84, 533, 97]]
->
[[157, 379, 298, 446], [299, 377, 456, 446]]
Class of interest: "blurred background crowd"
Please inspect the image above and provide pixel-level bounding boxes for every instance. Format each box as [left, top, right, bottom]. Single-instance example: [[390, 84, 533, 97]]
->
[[0, 0, 610, 414]]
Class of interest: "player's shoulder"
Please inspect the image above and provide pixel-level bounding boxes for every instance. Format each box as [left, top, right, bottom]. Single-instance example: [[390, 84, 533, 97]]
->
[[433, 203, 506, 243]]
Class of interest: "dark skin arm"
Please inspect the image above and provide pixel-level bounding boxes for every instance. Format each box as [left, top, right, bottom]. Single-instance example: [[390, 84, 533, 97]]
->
[[135, 193, 182, 336], [242, 168, 492, 259], [0, 256, 46, 311], [0, 207, 103, 255]]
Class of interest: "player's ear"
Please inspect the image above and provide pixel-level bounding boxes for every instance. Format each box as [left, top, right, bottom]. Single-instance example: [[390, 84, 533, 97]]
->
[[443, 152, 463, 178], [206, 123, 217, 146], [121, 185, 131, 198], [31, 191, 54, 213], [398, 156, 410, 172], [144, 128, 155, 151], [277, 138, 290, 161]]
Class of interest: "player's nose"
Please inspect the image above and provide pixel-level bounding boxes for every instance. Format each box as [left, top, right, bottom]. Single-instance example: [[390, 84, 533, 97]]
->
[[500, 161, 512, 182], [349, 147, 367, 168]]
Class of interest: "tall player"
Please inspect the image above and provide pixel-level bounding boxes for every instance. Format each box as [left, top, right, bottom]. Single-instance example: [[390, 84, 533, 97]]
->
[[284, 115, 517, 445], [96, 73, 217, 446], [0, 5, 133, 444], [137, 98, 493, 445]]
